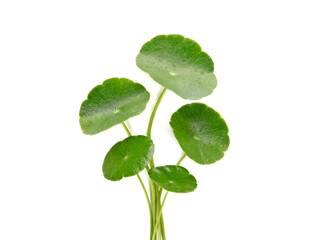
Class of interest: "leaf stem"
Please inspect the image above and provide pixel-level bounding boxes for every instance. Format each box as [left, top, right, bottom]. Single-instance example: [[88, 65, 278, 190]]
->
[[137, 174, 151, 208], [150, 182, 157, 239], [147, 88, 167, 139], [176, 153, 187, 166], [146, 88, 167, 239], [160, 213, 166, 240], [150, 153, 187, 239], [147, 88, 167, 169], [122, 122, 132, 136], [154, 153, 186, 239], [121, 122, 153, 240], [152, 191, 169, 240], [157, 188, 162, 240], [137, 174, 154, 240]]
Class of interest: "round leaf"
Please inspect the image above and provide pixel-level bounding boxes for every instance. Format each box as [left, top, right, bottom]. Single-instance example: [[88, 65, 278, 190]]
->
[[148, 165, 197, 193], [103, 136, 154, 181], [170, 103, 229, 165], [136, 34, 217, 100], [79, 78, 150, 135]]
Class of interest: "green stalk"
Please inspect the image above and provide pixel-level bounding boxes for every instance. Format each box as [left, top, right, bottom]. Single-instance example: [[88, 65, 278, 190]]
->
[[157, 188, 165, 240], [122, 122, 131, 136], [151, 182, 157, 239], [160, 213, 166, 240], [154, 153, 186, 239], [122, 122, 153, 240], [147, 88, 167, 168], [157, 188, 162, 240], [123, 112, 188, 240], [152, 191, 169, 240], [147, 88, 167, 139], [146, 88, 167, 239], [176, 153, 187, 166], [137, 173, 153, 240]]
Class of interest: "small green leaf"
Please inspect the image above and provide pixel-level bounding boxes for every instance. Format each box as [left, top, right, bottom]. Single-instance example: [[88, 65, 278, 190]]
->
[[136, 34, 217, 100], [170, 103, 229, 165], [79, 78, 150, 135], [148, 165, 197, 193], [103, 136, 154, 181]]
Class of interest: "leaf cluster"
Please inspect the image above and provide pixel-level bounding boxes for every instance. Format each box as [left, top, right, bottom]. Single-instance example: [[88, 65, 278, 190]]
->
[[79, 34, 230, 239]]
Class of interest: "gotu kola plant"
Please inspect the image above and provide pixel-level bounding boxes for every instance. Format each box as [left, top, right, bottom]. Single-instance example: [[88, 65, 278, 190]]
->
[[79, 34, 230, 239]]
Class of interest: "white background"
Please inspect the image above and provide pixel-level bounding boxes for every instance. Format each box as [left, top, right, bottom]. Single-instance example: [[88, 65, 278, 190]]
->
[[1, 0, 311, 239]]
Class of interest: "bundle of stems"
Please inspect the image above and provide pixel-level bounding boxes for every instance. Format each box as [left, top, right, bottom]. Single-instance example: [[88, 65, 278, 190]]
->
[[122, 88, 184, 240]]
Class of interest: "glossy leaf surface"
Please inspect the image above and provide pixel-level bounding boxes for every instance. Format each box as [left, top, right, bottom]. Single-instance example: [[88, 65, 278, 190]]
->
[[79, 78, 150, 135], [103, 136, 154, 181], [170, 103, 229, 164], [148, 165, 197, 193], [136, 34, 217, 100]]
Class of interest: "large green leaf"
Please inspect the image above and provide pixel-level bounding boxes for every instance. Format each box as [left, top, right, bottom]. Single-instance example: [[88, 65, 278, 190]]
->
[[79, 78, 150, 135], [103, 136, 154, 181], [136, 34, 217, 100], [148, 165, 197, 193], [170, 103, 229, 164]]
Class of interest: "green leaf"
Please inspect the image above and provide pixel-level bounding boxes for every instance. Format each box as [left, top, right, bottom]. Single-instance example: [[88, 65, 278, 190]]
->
[[136, 34, 217, 100], [148, 165, 197, 193], [103, 136, 154, 181], [170, 103, 229, 165], [79, 78, 150, 135]]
